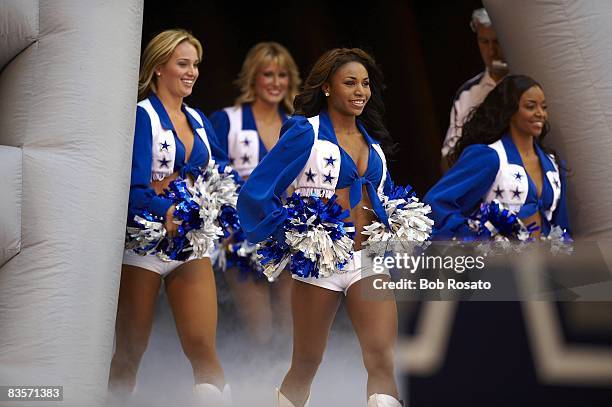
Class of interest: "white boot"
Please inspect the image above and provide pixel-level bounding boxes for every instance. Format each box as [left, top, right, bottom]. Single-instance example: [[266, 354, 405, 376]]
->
[[194, 383, 232, 406], [275, 388, 310, 407], [367, 393, 403, 407]]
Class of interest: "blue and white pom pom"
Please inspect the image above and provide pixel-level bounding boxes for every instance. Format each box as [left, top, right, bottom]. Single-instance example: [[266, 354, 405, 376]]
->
[[206, 166, 263, 278], [258, 193, 355, 281], [181, 160, 240, 258], [197, 160, 241, 237], [467, 200, 538, 241], [126, 160, 240, 261], [257, 239, 292, 281], [361, 182, 434, 255], [125, 211, 166, 255]]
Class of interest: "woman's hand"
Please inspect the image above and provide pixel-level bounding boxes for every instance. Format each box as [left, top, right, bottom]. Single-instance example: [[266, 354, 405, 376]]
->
[[165, 205, 178, 239]]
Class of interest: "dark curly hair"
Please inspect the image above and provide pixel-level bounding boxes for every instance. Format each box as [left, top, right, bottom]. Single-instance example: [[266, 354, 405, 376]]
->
[[449, 74, 563, 169], [294, 48, 396, 154]]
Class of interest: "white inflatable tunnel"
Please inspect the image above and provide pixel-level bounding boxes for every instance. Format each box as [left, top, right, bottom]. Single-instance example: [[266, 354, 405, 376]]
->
[[484, 0, 612, 239], [485, 0, 612, 387], [0, 1, 143, 405]]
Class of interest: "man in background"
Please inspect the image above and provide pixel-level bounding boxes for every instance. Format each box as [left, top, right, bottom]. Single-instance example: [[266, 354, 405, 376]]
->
[[440, 7, 508, 170]]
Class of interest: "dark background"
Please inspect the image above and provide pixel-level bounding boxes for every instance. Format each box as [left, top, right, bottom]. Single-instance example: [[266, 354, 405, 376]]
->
[[142, 0, 486, 195], [142, 1, 612, 406]]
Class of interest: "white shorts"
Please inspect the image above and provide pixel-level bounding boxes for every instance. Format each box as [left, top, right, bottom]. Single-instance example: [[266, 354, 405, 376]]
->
[[292, 250, 389, 295], [122, 249, 210, 277]]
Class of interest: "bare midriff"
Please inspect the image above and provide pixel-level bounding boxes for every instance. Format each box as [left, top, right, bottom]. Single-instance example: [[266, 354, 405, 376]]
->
[[334, 185, 375, 251], [520, 212, 542, 239]]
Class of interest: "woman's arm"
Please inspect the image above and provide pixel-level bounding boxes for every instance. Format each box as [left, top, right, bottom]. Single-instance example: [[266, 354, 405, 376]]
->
[[424, 144, 500, 239], [128, 107, 173, 220], [237, 117, 315, 244]]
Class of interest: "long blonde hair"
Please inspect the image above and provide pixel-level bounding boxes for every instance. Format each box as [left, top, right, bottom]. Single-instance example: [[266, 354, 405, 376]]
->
[[234, 42, 300, 113], [138, 29, 203, 100]]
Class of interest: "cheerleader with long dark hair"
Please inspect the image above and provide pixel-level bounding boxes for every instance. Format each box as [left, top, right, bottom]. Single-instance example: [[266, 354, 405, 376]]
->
[[425, 74, 570, 239], [238, 48, 408, 407]]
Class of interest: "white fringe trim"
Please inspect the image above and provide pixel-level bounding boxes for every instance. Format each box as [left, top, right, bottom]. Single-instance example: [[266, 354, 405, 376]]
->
[[295, 187, 335, 199]]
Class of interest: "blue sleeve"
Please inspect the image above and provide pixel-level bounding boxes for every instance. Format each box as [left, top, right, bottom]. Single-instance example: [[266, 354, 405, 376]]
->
[[552, 162, 571, 234], [424, 144, 499, 239], [197, 109, 242, 183], [209, 109, 229, 156], [237, 116, 315, 243], [129, 107, 173, 219]]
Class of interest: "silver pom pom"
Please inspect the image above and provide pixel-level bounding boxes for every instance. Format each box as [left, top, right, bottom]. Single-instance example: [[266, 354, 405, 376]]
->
[[185, 160, 239, 258], [196, 160, 239, 208], [362, 195, 433, 256], [125, 215, 166, 255]]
